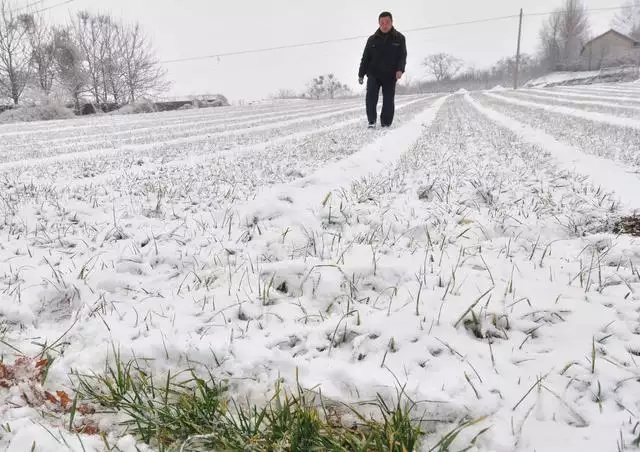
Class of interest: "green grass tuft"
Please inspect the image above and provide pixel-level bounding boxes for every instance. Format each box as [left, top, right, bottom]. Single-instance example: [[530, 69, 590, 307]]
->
[[74, 351, 487, 451]]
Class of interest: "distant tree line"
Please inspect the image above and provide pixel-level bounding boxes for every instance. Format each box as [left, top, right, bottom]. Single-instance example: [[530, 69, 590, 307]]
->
[[0, 0, 169, 110], [272, 0, 640, 99], [395, 52, 549, 94], [400, 0, 640, 93]]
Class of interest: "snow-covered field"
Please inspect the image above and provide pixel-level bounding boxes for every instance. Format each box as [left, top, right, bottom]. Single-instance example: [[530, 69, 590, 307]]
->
[[1, 84, 640, 451]]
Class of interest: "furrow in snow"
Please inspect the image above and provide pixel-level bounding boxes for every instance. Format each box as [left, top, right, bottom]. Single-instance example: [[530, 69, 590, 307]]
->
[[485, 92, 640, 129], [554, 84, 640, 95], [53, 96, 436, 190], [1, 96, 434, 179], [466, 93, 640, 212], [474, 92, 640, 169], [236, 95, 449, 221], [544, 88, 640, 104], [519, 90, 640, 111], [0, 103, 367, 164], [501, 91, 640, 120], [0, 98, 364, 136], [0, 100, 362, 147], [0, 100, 360, 161]]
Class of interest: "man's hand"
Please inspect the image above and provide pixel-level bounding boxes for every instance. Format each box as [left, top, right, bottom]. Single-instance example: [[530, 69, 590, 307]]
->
[[396, 71, 403, 81], [358, 77, 364, 85]]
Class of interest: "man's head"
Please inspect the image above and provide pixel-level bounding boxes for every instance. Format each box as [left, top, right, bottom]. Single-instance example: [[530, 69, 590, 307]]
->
[[378, 11, 393, 33]]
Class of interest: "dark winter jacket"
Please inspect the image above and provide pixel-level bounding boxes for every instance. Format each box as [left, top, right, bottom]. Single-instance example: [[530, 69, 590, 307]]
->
[[358, 27, 407, 80]]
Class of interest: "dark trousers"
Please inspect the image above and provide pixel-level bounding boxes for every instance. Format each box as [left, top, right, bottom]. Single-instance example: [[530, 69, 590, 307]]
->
[[366, 76, 396, 126]]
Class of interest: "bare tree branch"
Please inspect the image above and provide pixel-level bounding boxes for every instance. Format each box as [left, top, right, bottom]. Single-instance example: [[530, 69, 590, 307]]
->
[[18, 11, 55, 96], [423, 53, 463, 81], [119, 20, 170, 103], [559, 0, 591, 63], [538, 0, 591, 71], [52, 25, 89, 112], [69, 11, 169, 106], [305, 73, 351, 99], [613, 0, 640, 40], [0, 0, 32, 104]]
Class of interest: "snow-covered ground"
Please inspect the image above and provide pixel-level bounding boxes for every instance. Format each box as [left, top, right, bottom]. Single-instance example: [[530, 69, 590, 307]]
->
[[524, 69, 639, 88], [524, 71, 603, 88], [1, 85, 640, 451]]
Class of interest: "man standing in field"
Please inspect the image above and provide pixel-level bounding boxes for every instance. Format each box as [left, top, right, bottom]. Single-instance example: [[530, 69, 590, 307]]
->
[[358, 11, 407, 128]]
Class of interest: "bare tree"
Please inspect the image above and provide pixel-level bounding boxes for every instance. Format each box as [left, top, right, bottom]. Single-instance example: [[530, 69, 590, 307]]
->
[[70, 11, 167, 106], [105, 24, 128, 104], [539, 11, 562, 71], [305, 74, 350, 99], [52, 26, 88, 112], [324, 73, 350, 99], [559, 0, 590, 64], [272, 88, 299, 99], [0, 0, 31, 104], [307, 75, 325, 99], [613, 1, 640, 40], [71, 11, 111, 104], [490, 54, 542, 84], [18, 12, 56, 96], [96, 14, 119, 104], [0, 5, 167, 110], [118, 20, 169, 103], [538, 0, 590, 71], [423, 53, 463, 81]]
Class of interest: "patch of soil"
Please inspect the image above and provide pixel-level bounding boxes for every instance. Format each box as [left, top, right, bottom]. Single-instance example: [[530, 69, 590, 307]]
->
[[613, 215, 640, 237]]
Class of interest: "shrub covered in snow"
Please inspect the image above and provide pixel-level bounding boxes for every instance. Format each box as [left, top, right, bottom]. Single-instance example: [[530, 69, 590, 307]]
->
[[112, 99, 158, 115], [0, 103, 76, 123], [191, 93, 229, 108]]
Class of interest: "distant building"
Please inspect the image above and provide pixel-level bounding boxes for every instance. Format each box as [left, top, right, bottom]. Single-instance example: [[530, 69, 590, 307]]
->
[[581, 29, 640, 70]]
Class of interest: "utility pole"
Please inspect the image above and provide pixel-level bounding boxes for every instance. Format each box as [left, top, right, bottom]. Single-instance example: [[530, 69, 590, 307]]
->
[[514, 8, 523, 90]]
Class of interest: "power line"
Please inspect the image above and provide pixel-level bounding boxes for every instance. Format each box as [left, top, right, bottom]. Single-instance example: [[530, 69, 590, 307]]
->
[[162, 37, 366, 64], [403, 14, 519, 34], [32, 0, 76, 14], [16, 0, 76, 14], [161, 15, 521, 64], [161, 5, 629, 65], [527, 5, 627, 17], [16, 0, 49, 12]]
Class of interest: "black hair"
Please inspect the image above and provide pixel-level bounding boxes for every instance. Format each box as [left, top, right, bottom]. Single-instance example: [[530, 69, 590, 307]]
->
[[379, 11, 392, 20]]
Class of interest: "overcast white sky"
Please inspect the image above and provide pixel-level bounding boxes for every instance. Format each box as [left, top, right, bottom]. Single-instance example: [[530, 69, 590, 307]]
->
[[23, 0, 624, 102]]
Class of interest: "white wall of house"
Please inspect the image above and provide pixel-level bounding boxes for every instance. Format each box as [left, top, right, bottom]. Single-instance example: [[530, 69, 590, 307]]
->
[[583, 32, 640, 70]]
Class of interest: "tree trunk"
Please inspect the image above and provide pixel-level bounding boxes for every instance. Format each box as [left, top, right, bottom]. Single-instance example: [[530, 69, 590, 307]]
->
[[10, 72, 19, 105]]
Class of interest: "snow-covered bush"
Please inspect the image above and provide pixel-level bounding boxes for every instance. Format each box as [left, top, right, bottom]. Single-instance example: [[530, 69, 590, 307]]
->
[[191, 94, 229, 108], [0, 103, 76, 123], [112, 99, 158, 115]]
